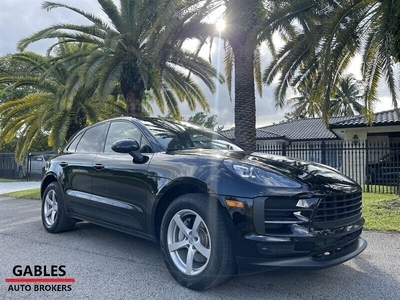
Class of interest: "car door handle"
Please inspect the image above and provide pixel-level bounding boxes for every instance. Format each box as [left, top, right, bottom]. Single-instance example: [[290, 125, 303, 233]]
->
[[94, 164, 105, 170], [59, 162, 68, 168]]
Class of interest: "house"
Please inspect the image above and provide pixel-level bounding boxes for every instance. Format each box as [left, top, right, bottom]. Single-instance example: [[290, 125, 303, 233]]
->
[[221, 109, 400, 186], [329, 109, 400, 147], [222, 109, 400, 147]]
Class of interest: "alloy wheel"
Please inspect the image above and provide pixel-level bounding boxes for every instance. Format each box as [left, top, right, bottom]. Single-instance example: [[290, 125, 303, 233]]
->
[[167, 209, 211, 276], [43, 189, 58, 227]]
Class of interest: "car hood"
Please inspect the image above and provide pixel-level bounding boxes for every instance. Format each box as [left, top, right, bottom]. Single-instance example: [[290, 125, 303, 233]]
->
[[248, 153, 357, 188], [170, 149, 359, 192]]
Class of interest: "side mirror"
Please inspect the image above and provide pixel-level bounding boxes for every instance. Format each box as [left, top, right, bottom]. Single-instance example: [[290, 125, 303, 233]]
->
[[112, 139, 140, 153], [111, 139, 147, 163]]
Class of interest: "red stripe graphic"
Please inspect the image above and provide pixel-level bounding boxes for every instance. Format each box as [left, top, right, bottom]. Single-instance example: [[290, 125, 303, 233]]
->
[[5, 278, 75, 283]]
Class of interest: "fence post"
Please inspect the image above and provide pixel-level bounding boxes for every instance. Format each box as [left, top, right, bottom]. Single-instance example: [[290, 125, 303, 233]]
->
[[282, 143, 287, 156], [0, 155, 3, 178], [321, 141, 326, 165], [396, 142, 400, 197], [397, 176, 400, 197], [365, 143, 370, 193], [27, 153, 32, 181]]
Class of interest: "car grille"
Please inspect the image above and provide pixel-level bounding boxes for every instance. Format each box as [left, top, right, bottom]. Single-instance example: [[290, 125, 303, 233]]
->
[[262, 197, 305, 232], [254, 192, 363, 234], [314, 192, 362, 228]]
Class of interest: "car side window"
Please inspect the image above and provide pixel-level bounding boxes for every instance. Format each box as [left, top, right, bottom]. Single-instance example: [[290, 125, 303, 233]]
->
[[65, 132, 84, 153], [104, 121, 152, 153], [75, 123, 107, 153]]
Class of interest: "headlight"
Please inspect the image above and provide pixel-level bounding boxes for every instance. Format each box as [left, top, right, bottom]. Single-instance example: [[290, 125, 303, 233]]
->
[[223, 160, 302, 188]]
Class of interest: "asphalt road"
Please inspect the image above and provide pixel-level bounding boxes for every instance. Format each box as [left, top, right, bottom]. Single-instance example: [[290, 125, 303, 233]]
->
[[1, 196, 399, 300]]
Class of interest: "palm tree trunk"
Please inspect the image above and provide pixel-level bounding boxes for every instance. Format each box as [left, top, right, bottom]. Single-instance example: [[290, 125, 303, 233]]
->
[[125, 89, 142, 117], [233, 45, 256, 153]]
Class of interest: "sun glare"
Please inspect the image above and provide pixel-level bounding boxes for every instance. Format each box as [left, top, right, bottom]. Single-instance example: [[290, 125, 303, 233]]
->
[[216, 19, 226, 32]]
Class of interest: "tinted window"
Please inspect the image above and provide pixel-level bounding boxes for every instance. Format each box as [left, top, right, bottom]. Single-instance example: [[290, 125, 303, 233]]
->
[[104, 121, 151, 153], [66, 132, 84, 153], [76, 123, 107, 153]]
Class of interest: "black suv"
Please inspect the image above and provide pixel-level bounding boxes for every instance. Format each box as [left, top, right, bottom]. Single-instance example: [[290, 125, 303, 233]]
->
[[366, 150, 400, 185], [41, 117, 367, 290]]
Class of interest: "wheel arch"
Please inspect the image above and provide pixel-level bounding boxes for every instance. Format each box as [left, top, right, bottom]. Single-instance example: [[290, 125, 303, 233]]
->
[[41, 173, 58, 198], [152, 178, 226, 240]]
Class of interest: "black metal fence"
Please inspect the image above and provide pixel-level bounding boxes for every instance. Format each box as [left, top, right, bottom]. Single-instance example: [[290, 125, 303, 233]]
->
[[0, 153, 18, 179], [257, 141, 400, 194], [0, 151, 54, 180]]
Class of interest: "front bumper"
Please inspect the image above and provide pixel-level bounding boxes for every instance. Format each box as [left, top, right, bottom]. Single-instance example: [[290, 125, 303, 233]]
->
[[223, 193, 367, 270], [236, 237, 367, 270]]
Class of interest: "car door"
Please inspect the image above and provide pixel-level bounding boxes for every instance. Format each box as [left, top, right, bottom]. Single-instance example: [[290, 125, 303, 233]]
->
[[61, 123, 108, 216], [91, 121, 154, 231]]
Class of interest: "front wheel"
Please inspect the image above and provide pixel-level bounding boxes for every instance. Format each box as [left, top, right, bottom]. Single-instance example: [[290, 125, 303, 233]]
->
[[42, 182, 75, 233], [160, 194, 235, 290]]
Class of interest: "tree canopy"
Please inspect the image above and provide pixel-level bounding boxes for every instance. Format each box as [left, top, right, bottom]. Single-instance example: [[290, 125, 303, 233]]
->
[[0, 44, 125, 160], [187, 112, 219, 130], [263, 0, 399, 125], [2, 0, 400, 160], [286, 74, 364, 119], [18, 0, 222, 119]]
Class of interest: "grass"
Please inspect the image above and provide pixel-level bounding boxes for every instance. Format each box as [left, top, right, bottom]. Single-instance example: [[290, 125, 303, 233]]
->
[[362, 184, 399, 194], [4, 188, 41, 200], [4, 188, 400, 232], [362, 193, 400, 232], [0, 178, 18, 182]]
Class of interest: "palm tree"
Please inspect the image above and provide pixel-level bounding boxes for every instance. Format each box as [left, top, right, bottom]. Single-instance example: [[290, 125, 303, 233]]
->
[[187, 112, 218, 130], [0, 54, 36, 106], [157, 0, 267, 152], [331, 74, 364, 117], [287, 79, 322, 119], [221, 0, 265, 152], [0, 47, 125, 161], [18, 0, 220, 119], [287, 74, 364, 118], [263, 0, 399, 124]]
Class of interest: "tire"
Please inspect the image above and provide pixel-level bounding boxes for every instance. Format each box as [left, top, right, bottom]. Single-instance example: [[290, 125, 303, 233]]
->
[[41, 182, 75, 233], [160, 193, 235, 290], [366, 170, 375, 184]]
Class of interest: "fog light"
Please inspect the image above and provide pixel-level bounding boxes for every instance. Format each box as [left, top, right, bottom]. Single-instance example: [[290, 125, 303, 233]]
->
[[296, 198, 320, 208]]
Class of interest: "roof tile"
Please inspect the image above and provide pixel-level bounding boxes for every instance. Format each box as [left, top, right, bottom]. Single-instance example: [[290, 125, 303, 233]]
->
[[330, 109, 400, 127], [258, 118, 339, 141], [221, 109, 399, 141]]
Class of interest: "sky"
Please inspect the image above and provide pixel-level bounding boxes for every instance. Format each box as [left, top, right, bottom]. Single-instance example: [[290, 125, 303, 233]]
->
[[0, 0, 396, 129]]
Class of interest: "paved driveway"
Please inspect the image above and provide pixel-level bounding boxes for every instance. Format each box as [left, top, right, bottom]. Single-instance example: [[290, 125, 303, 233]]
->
[[0, 181, 41, 194], [0, 196, 399, 299]]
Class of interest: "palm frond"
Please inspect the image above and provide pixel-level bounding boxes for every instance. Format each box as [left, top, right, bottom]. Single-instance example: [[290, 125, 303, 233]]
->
[[254, 48, 262, 97]]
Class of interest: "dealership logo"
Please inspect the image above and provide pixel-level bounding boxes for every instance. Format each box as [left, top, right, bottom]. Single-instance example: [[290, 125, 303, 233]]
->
[[5, 265, 75, 292]]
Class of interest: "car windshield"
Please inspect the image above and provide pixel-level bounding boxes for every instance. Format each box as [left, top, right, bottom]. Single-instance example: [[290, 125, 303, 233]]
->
[[140, 119, 243, 152]]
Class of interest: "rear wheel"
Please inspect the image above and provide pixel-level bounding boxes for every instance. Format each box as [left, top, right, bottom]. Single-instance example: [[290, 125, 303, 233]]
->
[[160, 193, 235, 290], [42, 182, 75, 233]]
